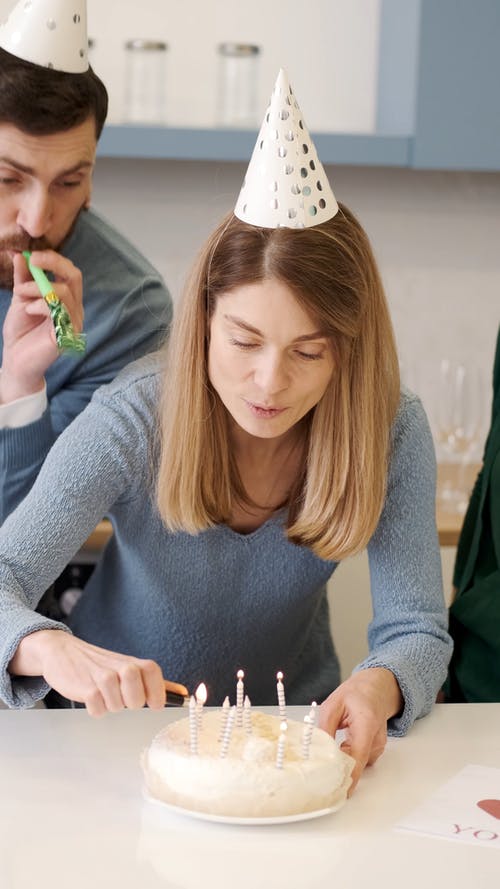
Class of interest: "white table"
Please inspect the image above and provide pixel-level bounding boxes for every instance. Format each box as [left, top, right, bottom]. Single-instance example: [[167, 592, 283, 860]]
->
[[1, 704, 499, 889]]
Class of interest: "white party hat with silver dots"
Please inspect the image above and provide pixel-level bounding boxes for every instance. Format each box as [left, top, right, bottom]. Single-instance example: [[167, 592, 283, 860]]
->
[[0, 0, 88, 73], [234, 68, 338, 229]]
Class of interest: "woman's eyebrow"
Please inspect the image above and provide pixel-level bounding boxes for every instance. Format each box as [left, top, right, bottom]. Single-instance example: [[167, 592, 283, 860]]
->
[[223, 314, 327, 342]]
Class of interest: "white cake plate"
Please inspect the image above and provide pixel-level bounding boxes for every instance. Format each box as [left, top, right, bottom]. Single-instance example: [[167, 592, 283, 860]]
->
[[143, 789, 346, 825]]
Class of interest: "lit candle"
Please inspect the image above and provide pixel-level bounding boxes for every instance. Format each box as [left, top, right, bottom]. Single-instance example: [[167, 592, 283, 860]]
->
[[276, 671, 287, 721], [219, 705, 236, 758], [275, 720, 288, 769], [308, 700, 317, 726], [218, 695, 230, 742], [301, 714, 314, 759], [236, 669, 245, 727], [195, 682, 207, 730], [189, 695, 198, 755], [243, 694, 252, 735]]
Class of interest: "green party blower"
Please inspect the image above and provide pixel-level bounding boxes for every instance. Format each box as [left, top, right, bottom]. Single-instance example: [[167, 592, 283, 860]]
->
[[22, 251, 86, 356]]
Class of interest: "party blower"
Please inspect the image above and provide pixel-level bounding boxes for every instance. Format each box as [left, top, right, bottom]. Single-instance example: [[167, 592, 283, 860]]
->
[[22, 251, 86, 356]]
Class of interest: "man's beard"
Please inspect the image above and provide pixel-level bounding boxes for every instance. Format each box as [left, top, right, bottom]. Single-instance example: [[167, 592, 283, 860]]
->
[[0, 233, 53, 290], [0, 204, 87, 290]]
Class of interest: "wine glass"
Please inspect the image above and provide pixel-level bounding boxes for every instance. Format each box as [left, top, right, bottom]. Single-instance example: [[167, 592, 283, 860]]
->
[[435, 359, 483, 513]]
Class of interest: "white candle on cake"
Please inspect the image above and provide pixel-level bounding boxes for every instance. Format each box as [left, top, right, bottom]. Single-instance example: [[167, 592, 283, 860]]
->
[[219, 705, 236, 758], [195, 682, 207, 730], [276, 671, 287, 721], [308, 700, 317, 725], [243, 694, 252, 735], [301, 714, 314, 759], [275, 720, 288, 769], [218, 695, 230, 741], [236, 669, 245, 727], [189, 695, 198, 755]]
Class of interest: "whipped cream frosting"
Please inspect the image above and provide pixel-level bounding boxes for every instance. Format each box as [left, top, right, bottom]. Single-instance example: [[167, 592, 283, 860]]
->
[[142, 710, 354, 818]]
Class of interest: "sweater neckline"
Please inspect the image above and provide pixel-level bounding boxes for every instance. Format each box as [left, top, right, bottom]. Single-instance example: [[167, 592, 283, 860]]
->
[[218, 509, 285, 542]]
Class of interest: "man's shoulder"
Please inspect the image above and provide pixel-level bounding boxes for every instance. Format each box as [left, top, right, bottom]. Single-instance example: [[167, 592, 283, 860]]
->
[[64, 209, 165, 286]]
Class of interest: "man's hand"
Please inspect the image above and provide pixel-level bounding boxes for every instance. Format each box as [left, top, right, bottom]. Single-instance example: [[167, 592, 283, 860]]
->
[[9, 629, 175, 717], [319, 667, 403, 794], [0, 251, 83, 403]]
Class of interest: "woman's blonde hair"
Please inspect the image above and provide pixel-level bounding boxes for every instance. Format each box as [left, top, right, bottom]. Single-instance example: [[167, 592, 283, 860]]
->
[[157, 203, 400, 561]]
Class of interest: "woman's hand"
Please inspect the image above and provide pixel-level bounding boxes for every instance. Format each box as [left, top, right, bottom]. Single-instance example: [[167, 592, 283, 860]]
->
[[8, 629, 184, 717], [319, 667, 403, 794]]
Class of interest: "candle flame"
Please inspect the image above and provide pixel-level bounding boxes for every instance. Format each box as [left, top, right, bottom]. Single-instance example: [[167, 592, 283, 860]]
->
[[237, 669, 244, 680], [277, 671, 283, 681], [195, 682, 207, 704]]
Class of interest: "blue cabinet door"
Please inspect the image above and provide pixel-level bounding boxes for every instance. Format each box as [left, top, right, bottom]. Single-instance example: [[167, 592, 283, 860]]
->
[[412, 0, 500, 170]]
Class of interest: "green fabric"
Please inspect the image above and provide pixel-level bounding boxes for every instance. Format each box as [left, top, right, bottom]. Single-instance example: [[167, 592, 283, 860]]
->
[[445, 326, 500, 702]]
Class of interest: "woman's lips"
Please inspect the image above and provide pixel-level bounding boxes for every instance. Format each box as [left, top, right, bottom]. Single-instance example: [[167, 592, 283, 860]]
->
[[245, 400, 287, 419]]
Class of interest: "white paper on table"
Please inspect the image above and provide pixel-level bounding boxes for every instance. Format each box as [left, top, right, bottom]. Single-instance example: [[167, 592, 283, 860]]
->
[[394, 765, 500, 849]]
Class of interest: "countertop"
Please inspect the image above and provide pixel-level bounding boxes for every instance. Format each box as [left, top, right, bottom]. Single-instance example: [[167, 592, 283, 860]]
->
[[0, 704, 499, 888]]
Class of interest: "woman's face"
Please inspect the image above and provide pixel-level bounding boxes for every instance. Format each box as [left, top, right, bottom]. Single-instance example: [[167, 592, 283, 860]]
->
[[208, 277, 335, 440]]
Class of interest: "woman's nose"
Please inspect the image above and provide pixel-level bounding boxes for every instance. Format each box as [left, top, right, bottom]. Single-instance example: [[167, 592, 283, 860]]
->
[[253, 352, 289, 396]]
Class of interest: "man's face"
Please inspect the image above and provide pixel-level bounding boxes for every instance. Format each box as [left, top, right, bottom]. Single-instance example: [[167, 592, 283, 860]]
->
[[0, 117, 96, 288]]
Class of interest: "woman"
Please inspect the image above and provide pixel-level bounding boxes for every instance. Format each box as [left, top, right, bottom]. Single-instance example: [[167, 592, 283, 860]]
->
[[0, 71, 451, 791]]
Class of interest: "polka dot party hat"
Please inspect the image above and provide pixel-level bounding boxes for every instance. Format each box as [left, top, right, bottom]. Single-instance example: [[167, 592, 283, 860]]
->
[[0, 0, 88, 73], [234, 68, 338, 229]]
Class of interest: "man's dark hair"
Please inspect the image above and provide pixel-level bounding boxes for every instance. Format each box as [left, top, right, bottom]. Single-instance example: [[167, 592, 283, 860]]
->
[[0, 47, 108, 138]]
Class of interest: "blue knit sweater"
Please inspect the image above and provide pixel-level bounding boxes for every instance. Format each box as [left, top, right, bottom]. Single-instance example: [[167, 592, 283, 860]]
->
[[0, 209, 172, 521], [0, 355, 452, 733]]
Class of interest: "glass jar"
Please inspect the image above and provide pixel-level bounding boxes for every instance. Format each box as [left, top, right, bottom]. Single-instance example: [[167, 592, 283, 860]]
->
[[124, 39, 168, 125], [216, 43, 261, 128]]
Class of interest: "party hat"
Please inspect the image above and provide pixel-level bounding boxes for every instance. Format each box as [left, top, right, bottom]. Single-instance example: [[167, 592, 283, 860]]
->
[[0, 0, 88, 73], [234, 68, 338, 229]]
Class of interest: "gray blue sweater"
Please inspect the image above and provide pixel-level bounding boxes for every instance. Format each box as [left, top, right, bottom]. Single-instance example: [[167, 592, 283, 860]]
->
[[0, 209, 172, 521], [0, 355, 452, 732]]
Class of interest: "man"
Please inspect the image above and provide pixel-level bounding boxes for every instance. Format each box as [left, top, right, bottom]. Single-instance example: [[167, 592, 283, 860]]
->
[[0, 0, 172, 522]]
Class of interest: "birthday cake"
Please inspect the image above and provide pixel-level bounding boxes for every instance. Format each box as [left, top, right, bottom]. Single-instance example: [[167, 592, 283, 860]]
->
[[141, 708, 354, 819]]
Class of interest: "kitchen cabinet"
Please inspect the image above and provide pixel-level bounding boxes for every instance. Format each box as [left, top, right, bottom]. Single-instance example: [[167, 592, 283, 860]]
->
[[411, 0, 500, 170], [96, 1, 500, 171]]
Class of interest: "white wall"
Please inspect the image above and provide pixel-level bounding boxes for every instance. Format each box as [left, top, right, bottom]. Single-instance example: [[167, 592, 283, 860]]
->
[[91, 158, 500, 449]]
